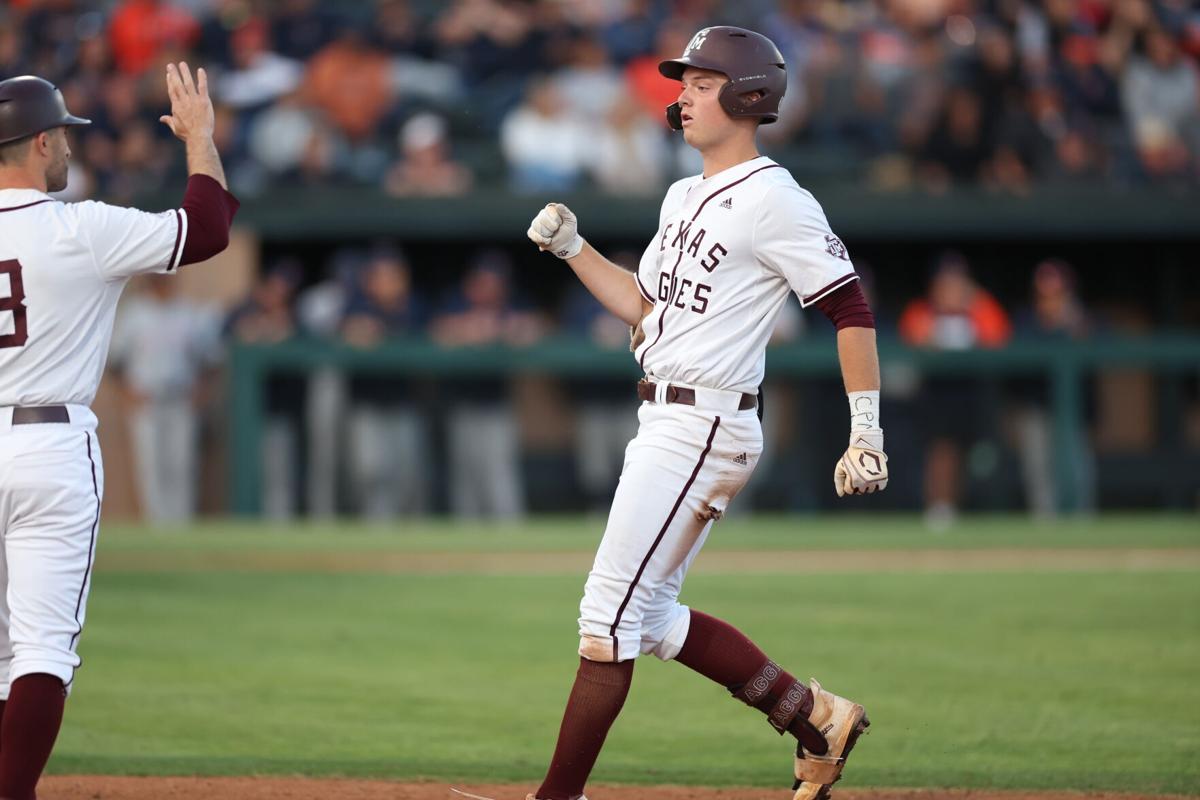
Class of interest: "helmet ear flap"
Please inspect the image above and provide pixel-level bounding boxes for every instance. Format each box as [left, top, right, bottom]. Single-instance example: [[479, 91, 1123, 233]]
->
[[717, 81, 740, 119], [718, 81, 779, 124], [666, 102, 683, 131]]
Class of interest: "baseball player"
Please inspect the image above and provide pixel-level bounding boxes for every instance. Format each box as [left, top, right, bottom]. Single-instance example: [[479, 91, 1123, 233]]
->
[[0, 65, 237, 799], [524, 27, 887, 800]]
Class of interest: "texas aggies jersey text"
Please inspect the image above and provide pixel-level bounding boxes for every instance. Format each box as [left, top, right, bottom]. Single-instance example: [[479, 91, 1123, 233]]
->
[[634, 156, 858, 394], [0, 189, 188, 410]]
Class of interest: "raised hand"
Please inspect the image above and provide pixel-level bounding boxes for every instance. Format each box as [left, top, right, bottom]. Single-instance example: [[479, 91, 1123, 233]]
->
[[159, 62, 214, 143]]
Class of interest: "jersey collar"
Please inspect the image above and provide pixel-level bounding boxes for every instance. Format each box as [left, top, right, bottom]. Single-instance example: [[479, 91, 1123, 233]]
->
[[695, 155, 774, 186], [0, 188, 53, 212]]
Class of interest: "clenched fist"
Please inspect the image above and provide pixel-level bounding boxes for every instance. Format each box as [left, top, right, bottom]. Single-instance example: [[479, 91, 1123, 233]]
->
[[834, 431, 889, 497], [527, 203, 584, 260]]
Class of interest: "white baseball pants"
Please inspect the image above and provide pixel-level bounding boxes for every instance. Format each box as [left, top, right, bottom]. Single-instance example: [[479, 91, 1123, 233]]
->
[[578, 396, 762, 663], [0, 406, 102, 696]]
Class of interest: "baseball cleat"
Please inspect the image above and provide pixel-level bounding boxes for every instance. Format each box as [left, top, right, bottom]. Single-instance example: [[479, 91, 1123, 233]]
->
[[525, 795, 587, 800], [791, 679, 869, 800]]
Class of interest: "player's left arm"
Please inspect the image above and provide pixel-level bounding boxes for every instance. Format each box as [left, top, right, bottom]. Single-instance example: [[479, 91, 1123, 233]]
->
[[820, 285, 888, 497], [755, 184, 889, 498], [837, 326, 880, 394]]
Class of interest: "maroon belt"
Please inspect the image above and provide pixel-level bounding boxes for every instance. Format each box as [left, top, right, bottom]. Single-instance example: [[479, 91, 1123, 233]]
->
[[12, 405, 70, 425], [637, 379, 756, 410]]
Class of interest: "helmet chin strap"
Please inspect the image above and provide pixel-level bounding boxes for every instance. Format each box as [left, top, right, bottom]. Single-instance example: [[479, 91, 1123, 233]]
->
[[666, 102, 683, 131]]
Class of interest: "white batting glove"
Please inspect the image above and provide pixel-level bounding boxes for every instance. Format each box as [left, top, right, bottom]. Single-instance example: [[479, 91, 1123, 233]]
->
[[527, 202, 584, 260], [834, 431, 889, 497]]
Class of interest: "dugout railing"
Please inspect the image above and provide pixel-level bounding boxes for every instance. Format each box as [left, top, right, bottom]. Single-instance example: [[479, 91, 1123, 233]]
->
[[226, 335, 1200, 516]]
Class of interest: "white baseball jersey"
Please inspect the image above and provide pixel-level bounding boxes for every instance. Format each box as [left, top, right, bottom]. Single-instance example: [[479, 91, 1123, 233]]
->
[[633, 156, 857, 394], [0, 189, 188, 410]]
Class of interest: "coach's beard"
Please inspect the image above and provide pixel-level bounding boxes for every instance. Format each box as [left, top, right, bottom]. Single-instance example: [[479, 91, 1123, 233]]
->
[[46, 158, 68, 193]]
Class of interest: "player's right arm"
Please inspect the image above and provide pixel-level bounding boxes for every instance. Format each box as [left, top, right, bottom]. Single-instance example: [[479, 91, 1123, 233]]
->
[[81, 62, 240, 281], [527, 203, 646, 327]]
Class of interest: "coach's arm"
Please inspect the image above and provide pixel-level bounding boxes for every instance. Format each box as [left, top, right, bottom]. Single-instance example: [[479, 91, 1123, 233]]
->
[[159, 61, 239, 265]]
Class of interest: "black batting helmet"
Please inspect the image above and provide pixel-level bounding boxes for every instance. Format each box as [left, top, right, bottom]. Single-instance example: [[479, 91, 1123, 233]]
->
[[0, 76, 91, 146], [659, 26, 787, 130]]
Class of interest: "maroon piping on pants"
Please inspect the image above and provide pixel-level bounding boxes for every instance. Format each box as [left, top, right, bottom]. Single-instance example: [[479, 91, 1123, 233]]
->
[[66, 433, 100, 687], [607, 416, 721, 661]]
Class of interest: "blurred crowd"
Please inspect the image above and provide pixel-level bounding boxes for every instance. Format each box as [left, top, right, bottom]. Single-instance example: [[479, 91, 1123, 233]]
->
[[5, 0, 1200, 201], [110, 242, 1154, 526]]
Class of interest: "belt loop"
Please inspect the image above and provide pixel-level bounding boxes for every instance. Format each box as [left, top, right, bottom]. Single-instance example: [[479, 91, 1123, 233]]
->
[[654, 380, 668, 405], [0, 407, 11, 434]]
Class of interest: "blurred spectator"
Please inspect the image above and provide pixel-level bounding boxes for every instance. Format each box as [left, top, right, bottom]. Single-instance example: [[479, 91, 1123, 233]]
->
[[108, 0, 199, 75], [340, 246, 432, 518], [246, 98, 338, 187], [918, 86, 991, 190], [899, 252, 1012, 528], [433, 0, 541, 78], [225, 261, 304, 519], [554, 35, 625, 124], [1010, 258, 1096, 517], [599, 0, 662, 64], [433, 0, 546, 126], [372, 0, 435, 56], [304, 25, 392, 143], [294, 252, 358, 518], [226, 262, 300, 345], [500, 77, 589, 192], [626, 20, 692, 124], [0, 18, 21, 79], [270, 0, 341, 62], [6, 1, 1198, 195], [588, 100, 670, 194], [899, 253, 1012, 350], [110, 276, 222, 523], [1054, 32, 1121, 121], [214, 16, 304, 110], [384, 112, 474, 197], [431, 251, 547, 519], [109, 119, 174, 203], [1121, 26, 1200, 179]]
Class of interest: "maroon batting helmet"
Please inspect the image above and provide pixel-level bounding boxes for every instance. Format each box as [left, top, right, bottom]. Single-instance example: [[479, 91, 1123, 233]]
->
[[659, 26, 787, 130], [0, 76, 91, 146]]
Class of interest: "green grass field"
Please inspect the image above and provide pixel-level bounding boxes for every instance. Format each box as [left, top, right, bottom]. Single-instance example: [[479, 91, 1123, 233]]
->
[[50, 515, 1200, 795]]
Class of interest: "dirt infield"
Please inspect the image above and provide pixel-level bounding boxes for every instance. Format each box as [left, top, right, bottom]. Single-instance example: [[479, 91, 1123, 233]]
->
[[40, 778, 1189, 800]]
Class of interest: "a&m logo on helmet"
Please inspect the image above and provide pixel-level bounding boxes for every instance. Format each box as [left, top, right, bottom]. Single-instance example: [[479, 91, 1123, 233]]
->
[[685, 28, 711, 54]]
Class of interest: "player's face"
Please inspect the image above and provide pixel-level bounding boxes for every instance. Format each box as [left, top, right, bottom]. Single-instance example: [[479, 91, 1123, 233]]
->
[[43, 128, 71, 193], [677, 68, 737, 150]]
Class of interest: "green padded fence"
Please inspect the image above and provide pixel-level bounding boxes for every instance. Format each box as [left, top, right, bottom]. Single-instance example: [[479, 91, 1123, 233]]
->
[[227, 335, 1200, 515]]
